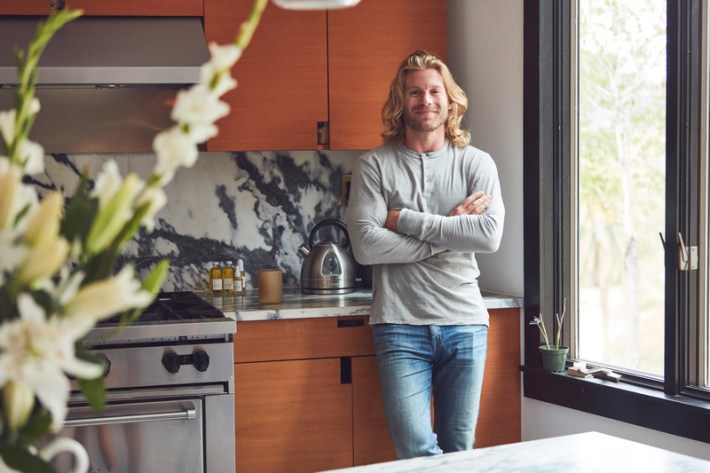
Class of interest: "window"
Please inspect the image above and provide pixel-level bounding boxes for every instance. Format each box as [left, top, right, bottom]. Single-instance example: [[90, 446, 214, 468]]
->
[[576, 1, 667, 376], [523, 0, 710, 443]]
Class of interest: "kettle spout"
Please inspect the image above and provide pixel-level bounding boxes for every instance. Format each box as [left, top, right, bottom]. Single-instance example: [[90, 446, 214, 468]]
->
[[298, 246, 310, 258]]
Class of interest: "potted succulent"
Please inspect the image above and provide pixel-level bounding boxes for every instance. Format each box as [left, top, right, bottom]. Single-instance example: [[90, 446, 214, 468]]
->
[[530, 301, 568, 372]]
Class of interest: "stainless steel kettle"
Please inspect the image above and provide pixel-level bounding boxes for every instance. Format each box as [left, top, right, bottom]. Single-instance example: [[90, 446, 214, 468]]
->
[[298, 219, 357, 294]]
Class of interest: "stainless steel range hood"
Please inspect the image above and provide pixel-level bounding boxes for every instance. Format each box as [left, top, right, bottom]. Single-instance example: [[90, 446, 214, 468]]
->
[[0, 16, 209, 153]]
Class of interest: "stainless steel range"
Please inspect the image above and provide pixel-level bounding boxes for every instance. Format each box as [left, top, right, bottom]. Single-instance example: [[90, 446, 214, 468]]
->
[[49, 292, 236, 473]]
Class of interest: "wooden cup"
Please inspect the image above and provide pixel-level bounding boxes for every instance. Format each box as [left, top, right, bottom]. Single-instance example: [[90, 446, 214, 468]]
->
[[258, 268, 283, 304]]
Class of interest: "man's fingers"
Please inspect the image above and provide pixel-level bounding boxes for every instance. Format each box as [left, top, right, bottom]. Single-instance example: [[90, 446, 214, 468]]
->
[[448, 192, 491, 216]]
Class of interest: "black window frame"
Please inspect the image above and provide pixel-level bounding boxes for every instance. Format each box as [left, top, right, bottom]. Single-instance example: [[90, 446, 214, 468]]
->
[[523, 0, 710, 444]]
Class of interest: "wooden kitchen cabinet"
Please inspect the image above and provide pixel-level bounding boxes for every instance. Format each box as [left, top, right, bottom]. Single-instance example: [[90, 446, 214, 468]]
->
[[235, 358, 354, 472], [476, 307, 522, 447], [233, 309, 520, 472], [327, 1, 446, 150], [0, 0, 202, 16], [204, 0, 445, 151], [234, 315, 396, 473]]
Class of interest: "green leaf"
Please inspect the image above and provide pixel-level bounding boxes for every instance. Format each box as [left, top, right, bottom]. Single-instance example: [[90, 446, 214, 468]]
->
[[78, 376, 105, 413], [79, 249, 119, 285], [60, 176, 99, 245], [142, 259, 170, 296], [74, 349, 107, 411], [0, 445, 55, 473]]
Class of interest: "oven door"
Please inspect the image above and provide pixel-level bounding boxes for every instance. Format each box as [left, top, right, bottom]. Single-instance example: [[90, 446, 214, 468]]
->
[[50, 399, 204, 473]]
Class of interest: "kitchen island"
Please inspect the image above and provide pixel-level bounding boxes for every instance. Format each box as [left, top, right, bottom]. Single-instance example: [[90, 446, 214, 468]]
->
[[319, 431, 710, 473]]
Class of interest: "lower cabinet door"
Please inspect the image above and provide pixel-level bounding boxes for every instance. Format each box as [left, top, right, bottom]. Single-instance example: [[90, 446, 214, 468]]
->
[[235, 358, 353, 473], [352, 356, 398, 465]]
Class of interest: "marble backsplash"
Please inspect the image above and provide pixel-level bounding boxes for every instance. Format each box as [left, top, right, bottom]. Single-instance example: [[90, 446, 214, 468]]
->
[[31, 150, 362, 291]]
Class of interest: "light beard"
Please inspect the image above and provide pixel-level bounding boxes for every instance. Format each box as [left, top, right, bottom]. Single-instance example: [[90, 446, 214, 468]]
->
[[403, 107, 447, 133]]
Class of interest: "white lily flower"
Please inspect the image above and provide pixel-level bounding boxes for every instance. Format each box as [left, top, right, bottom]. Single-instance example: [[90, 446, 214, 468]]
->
[[17, 139, 45, 175], [135, 186, 167, 232], [200, 63, 238, 96], [153, 126, 199, 178], [91, 160, 123, 208], [171, 85, 231, 129], [0, 294, 104, 429], [63, 265, 153, 325], [208, 42, 242, 72]]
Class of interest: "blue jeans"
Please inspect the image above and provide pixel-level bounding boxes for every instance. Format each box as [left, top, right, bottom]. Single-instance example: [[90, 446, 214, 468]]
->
[[371, 323, 488, 459]]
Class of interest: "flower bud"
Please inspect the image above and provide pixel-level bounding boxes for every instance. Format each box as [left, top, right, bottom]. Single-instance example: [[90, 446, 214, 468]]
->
[[64, 265, 153, 322], [17, 237, 70, 285], [24, 191, 64, 248], [86, 173, 142, 254], [3, 379, 36, 431]]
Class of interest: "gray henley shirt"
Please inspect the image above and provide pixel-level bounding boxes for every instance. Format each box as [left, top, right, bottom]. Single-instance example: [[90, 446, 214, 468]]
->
[[345, 140, 505, 326]]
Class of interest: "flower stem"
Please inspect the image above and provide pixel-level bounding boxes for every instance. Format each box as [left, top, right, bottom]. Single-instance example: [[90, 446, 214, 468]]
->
[[235, 0, 268, 51]]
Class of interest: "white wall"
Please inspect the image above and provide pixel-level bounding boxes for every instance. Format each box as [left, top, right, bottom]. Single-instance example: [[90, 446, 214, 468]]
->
[[446, 0, 524, 297], [447, 0, 710, 461]]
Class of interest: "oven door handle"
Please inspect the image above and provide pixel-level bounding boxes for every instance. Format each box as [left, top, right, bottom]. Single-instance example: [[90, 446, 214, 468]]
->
[[63, 407, 196, 428]]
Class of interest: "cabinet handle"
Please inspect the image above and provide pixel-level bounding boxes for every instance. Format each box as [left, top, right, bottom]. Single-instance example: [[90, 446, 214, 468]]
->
[[337, 318, 365, 328], [340, 357, 352, 384], [317, 121, 329, 145]]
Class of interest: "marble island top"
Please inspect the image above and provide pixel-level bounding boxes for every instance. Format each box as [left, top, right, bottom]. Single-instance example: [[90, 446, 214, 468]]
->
[[198, 287, 523, 322], [320, 432, 710, 473]]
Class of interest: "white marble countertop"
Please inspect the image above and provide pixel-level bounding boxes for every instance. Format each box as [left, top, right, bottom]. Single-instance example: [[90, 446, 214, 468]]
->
[[198, 287, 523, 322], [319, 431, 710, 473]]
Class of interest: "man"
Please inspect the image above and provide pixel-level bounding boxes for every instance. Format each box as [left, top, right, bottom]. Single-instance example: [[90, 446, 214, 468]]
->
[[345, 50, 505, 459]]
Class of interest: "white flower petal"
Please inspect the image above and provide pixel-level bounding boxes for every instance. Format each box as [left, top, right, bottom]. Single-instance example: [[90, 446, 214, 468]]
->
[[91, 160, 123, 207], [136, 186, 167, 232], [18, 139, 45, 175], [153, 127, 199, 175], [28, 365, 70, 430], [0, 109, 16, 145], [208, 42, 241, 72]]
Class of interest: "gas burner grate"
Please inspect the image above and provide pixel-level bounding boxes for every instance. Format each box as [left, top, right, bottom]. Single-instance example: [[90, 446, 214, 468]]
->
[[100, 291, 224, 325]]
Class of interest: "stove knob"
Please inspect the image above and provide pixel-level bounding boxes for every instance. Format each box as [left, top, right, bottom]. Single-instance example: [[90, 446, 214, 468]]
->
[[192, 349, 210, 372], [162, 351, 180, 374]]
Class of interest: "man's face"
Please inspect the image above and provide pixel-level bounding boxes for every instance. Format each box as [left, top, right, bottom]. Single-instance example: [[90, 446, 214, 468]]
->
[[402, 68, 450, 134]]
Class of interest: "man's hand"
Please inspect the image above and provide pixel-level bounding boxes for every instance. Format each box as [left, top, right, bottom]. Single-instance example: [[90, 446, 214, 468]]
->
[[448, 191, 491, 216], [385, 210, 400, 232]]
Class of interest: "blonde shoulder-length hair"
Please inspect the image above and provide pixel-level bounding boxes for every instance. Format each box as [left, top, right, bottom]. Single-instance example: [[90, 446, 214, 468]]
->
[[381, 50, 470, 148]]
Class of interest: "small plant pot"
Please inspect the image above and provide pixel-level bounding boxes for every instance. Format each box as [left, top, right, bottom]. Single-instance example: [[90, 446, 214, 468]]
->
[[539, 345, 569, 372]]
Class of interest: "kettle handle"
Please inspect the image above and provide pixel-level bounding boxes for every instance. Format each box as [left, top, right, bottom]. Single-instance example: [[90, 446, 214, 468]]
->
[[309, 219, 351, 249]]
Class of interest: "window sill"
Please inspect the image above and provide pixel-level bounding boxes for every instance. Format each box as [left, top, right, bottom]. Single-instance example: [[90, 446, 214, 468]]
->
[[522, 365, 710, 444]]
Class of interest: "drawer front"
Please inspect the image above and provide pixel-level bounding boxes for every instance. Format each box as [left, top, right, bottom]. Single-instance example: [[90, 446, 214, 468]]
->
[[235, 316, 374, 362]]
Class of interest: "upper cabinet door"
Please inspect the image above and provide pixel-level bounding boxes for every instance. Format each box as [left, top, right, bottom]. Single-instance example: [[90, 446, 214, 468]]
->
[[205, 1, 328, 151], [328, 0, 446, 150], [0, 0, 202, 15]]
